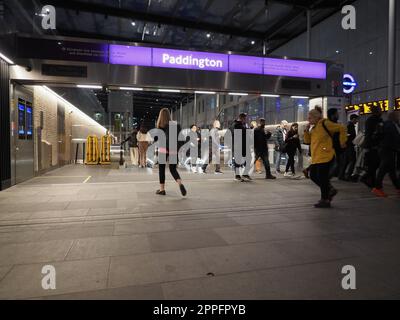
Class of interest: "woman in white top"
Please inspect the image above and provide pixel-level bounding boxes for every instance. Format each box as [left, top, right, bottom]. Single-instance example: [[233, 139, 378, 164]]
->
[[137, 125, 152, 168]]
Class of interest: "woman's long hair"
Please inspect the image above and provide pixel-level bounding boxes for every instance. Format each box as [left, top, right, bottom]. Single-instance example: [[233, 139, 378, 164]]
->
[[157, 108, 171, 129], [290, 123, 299, 134], [139, 125, 148, 134]]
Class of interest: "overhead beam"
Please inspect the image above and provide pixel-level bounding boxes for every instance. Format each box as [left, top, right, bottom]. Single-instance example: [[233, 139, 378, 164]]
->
[[181, 0, 217, 44], [41, 0, 266, 39], [266, 0, 356, 53], [161, 0, 185, 44]]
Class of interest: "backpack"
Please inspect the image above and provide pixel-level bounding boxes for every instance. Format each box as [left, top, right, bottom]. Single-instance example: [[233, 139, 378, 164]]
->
[[322, 120, 343, 156]]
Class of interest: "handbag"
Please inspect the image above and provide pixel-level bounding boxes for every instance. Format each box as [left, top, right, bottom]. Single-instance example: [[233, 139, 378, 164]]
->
[[353, 132, 365, 147], [280, 142, 288, 153]]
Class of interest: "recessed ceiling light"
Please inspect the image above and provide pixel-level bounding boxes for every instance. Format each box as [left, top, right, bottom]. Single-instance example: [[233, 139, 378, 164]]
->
[[291, 96, 309, 99], [131, 21, 136, 26], [158, 89, 181, 93], [206, 33, 211, 38], [261, 94, 280, 98], [77, 85, 103, 89], [229, 92, 249, 96], [251, 41, 255, 45], [119, 87, 143, 91], [195, 91, 216, 95]]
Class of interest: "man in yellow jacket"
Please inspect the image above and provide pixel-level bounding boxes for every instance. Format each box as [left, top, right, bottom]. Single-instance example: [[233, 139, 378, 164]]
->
[[304, 109, 347, 208]]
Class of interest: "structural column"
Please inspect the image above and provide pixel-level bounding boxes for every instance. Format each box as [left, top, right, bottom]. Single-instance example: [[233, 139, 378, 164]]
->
[[194, 93, 197, 124], [180, 102, 183, 125], [388, 0, 397, 110], [0, 58, 11, 190]]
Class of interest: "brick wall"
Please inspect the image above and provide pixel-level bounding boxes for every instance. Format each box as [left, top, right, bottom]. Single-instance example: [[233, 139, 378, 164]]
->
[[33, 86, 58, 170]]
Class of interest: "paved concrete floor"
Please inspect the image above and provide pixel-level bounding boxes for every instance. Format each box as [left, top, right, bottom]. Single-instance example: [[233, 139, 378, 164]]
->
[[0, 164, 399, 300]]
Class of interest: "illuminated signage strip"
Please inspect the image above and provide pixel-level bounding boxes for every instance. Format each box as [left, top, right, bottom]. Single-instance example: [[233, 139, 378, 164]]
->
[[109, 45, 327, 80], [345, 97, 400, 114]]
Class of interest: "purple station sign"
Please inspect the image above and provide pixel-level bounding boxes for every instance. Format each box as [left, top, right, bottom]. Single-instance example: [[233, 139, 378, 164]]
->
[[109, 44, 327, 80], [263, 58, 326, 79]]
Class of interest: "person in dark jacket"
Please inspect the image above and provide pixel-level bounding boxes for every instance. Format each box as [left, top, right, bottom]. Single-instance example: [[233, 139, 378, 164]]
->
[[360, 105, 384, 189], [275, 120, 289, 173], [339, 114, 359, 181], [327, 108, 344, 178], [231, 113, 251, 182], [284, 123, 302, 177], [154, 108, 187, 197], [254, 118, 276, 180], [372, 111, 400, 197]]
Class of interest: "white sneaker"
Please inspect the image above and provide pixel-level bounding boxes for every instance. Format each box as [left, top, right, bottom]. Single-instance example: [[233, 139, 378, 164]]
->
[[284, 172, 293, 177]]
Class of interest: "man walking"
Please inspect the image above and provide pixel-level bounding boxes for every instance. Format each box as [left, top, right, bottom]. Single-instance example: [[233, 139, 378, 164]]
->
[[275, 120, 289, 174], [254, 118, 276, 180], [372, 111, 400, 197], [327, 108, 344, 178], [361, 105, 384, 189], [231, 113, 252, 182], [339, 114, 359, 181]]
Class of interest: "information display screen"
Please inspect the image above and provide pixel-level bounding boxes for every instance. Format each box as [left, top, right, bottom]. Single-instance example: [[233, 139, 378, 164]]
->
[[345, 97, 400, 114]]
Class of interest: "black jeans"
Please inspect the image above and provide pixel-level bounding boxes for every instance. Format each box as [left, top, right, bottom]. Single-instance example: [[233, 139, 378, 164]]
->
[[364, 149, 380, 187], [255, 152, 272, 176], [375, 149, 400, 190], [329, 153, 345, 178], [310, 160, 334, 201], [286, 151, 296, 174], [159, 154, 181, 184], [339, 146, 356, 179]]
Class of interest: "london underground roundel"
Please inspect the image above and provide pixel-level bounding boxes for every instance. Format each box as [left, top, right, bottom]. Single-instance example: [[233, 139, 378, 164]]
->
[[343, 74, 357, 94]]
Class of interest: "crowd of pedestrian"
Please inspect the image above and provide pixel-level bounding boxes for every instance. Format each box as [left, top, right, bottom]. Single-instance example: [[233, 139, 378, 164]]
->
[[122, 105, 400, 207]]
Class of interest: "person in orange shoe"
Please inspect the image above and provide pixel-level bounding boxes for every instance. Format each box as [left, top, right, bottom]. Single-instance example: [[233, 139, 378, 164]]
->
[[372, 111, 400, 198]]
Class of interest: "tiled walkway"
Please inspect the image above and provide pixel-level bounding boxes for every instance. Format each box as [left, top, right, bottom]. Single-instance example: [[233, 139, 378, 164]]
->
[[0, 165, 399, 299]]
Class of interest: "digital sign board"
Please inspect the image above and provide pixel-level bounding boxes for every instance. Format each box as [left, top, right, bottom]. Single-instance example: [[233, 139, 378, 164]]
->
[[109, 45, 327, 79], [345, 97, 400, 114]]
